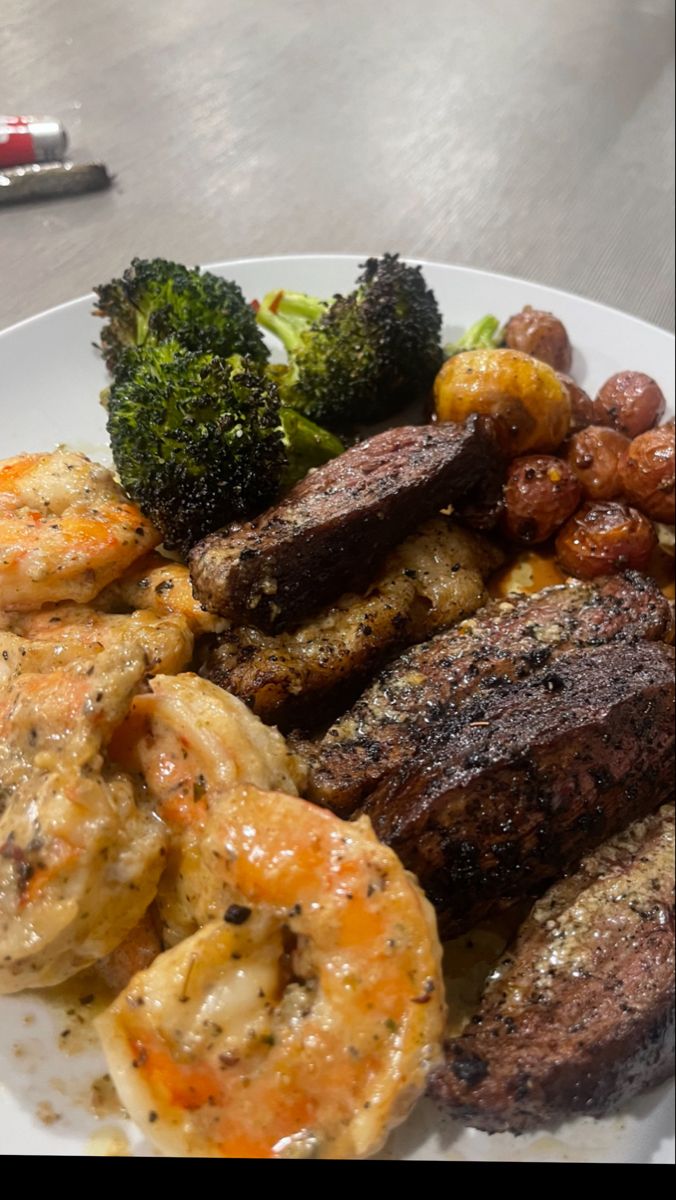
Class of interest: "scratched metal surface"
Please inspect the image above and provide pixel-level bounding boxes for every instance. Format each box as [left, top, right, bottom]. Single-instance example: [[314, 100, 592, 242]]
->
[[0, 0, 673, 332]]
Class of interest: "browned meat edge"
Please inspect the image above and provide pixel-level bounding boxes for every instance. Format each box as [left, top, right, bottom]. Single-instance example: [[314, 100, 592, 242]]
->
[[308, 572, 674, 814], [200, 520, 502, 733], [189, 417, 503, 632], [360, 640, 675, 937], [429, 805, 675, 1133]]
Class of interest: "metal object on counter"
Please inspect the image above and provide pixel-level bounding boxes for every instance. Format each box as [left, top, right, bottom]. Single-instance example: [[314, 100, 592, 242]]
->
[[0, 116, 68, 168], [0, 161, 113, 205]]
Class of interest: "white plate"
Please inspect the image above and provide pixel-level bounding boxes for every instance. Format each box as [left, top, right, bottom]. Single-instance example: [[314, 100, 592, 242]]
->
[[0, 256, 674, 1161]]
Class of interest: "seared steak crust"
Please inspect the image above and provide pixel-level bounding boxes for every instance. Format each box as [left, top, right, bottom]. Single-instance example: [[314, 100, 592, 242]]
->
[[429, 805, 675, 1133], [200, 520, 502, 732], [189, 418, 503, 632], [360, 641, 675, 937], [307, 572, 674, 813]]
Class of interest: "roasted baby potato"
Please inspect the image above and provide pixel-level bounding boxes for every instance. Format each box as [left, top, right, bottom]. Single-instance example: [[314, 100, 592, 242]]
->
[[565, 426, 630, 501], [434, 348, 571, 455], [555, 501, 657, 579], [593, 371, 666, 438], [504, 306, 572, 373], [620, 425, 675, 523], [502, 455, 581, 544], [557, 373, 595, 432]]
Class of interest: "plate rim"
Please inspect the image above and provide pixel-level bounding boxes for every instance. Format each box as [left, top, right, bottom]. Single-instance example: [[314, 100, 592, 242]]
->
[[1, 253, 674, 343]]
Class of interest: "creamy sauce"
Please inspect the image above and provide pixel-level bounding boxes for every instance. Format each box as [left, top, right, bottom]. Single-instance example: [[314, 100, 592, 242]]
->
[[490, 549, 566, 598], [85, 1126, 132, 1156], [35, 1099, 62, 1126], [89, 1073, 127, 1120], [442, 908, 528, 1035], [34, 968, 115, 1056]]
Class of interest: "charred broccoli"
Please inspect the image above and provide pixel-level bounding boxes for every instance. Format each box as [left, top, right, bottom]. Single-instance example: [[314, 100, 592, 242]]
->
[[107, 341, 342, 553], [94, 258, 268, 373], [445, 314, 503, 357], [255, 254, 444, 428]]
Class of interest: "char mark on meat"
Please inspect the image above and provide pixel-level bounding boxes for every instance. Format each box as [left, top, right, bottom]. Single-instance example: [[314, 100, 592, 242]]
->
[[429, 804, 675, 1132], [307, 572, 674, 814], [199, 519, 503, 732], [359, 640, 675, 937], [189, 417, 504, 633]]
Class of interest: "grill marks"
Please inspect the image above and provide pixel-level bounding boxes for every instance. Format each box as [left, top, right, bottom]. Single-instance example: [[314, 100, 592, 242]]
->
[[359, 640, 675, 937], [199, 519, 502, 733], [185, 418, 674, 1139], [428, 805, 675, 1132], [189, 418, 504, 633], [307, 572, 674, 814]]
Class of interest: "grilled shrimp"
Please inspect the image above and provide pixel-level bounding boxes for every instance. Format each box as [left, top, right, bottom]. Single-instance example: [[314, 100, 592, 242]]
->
[[9, 604, 193, 676], [97, 784, 445, 1159], [109, 673, 304, 945], [0, 645, 167, 992], [0, 449, 159, 611], [95, 553, 226, 635]]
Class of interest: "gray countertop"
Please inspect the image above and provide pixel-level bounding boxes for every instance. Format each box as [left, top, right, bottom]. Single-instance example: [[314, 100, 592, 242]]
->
[[1, 0, 674, 332]]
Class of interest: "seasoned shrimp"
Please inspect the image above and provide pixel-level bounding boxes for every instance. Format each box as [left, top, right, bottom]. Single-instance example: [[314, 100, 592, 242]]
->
[[97, 784, 445, 1159], [110, 673, 303, 945], [9, 604, 193, 676], [0, 645, 167, 992], [0, 448, 159, 611], [0, 629, 68, 683], [95, 909, 163, 994], [95, 553, 226, 635]]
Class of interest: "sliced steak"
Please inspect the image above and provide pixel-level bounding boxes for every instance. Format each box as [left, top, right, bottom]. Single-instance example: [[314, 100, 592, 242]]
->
[[200, 520, 502, 732], [189, 417, 503, 632], [429, 804, 675, 1133], [307, 572, 673, 813], [360, 640, 675, 937]]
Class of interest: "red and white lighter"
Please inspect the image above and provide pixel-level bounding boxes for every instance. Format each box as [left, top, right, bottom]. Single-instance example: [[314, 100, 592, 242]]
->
[[0, 116, 68, 169]]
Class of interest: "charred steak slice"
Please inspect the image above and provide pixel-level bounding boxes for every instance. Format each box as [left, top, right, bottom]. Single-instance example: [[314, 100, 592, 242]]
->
[[429, 804, 675, 1133], [308, 572, 673, 813], [200, 520, 503, 732], [360, 640, 675, 937], [189, 417, 503, 632]]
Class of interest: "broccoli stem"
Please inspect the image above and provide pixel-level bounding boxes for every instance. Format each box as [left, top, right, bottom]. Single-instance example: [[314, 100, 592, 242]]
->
[[279, 407, 343, 489], [444, 314, 503, 358], [257, 290, 328, 353], [134, 306, 150, 348]]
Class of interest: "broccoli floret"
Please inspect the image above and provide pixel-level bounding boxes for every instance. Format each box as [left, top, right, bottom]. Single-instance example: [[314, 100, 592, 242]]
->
[[444, 314, 504, 357], [256, 253, 444, 428], [94, 258, 268, 373], [107, 341, 342, 553]]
